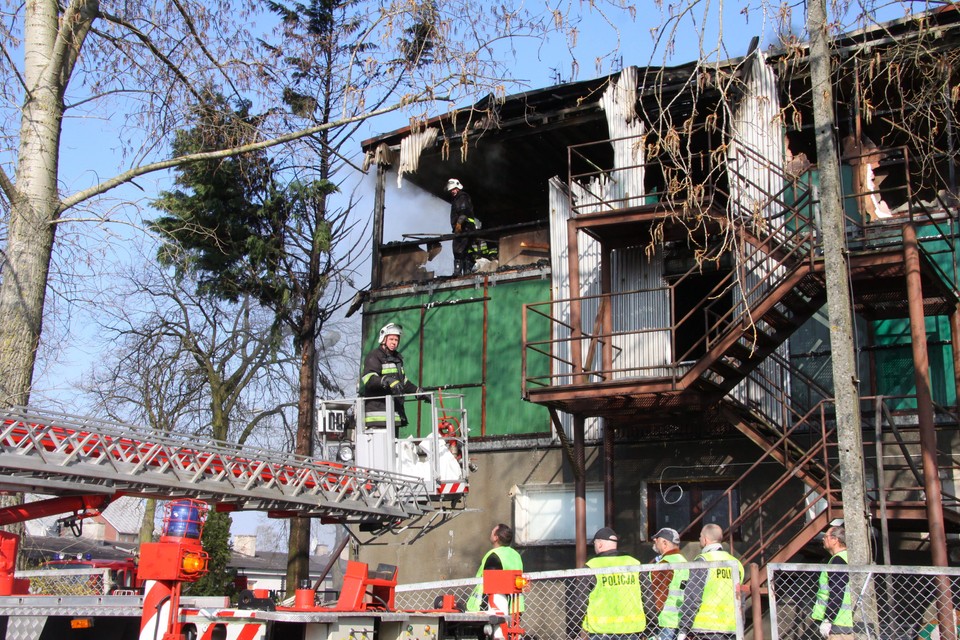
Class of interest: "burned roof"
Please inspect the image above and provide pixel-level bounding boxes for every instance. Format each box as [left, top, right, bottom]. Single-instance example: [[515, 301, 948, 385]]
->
[[361, 58, 738, 223], [360, 6, 960, 224]]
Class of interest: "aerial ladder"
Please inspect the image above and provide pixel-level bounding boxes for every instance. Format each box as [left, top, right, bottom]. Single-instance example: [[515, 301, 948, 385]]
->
[[0, 403, 512, 640]]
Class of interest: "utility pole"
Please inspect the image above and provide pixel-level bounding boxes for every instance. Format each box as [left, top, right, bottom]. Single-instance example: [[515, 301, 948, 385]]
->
[[807, 0, 872, 566]]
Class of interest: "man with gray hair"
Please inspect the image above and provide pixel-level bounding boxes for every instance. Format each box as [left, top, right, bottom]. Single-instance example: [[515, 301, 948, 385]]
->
[[677, 523, 743, 640], [651, 527, 687, 640], [811, 525, 853, 640]]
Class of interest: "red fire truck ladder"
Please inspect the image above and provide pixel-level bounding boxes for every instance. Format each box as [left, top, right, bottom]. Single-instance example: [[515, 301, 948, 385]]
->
[[0, 407, 433, 524]]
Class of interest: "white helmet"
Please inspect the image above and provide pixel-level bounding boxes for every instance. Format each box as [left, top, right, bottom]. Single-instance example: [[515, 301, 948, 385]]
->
[[378, 322, 402, 344], [446, 178, 463, 192]]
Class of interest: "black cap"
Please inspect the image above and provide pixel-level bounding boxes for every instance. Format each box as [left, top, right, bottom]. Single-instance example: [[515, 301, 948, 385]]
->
[[652, 527, 680, 545], [592, 527, 618, 542]]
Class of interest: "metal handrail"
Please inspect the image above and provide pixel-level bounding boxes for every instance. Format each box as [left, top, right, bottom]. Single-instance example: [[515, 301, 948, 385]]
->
[[526, 146, 821, 391]]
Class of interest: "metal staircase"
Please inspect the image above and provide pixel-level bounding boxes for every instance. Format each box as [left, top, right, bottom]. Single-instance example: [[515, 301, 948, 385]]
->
[[522, 142, 830, 414], [674, 148, 826, 396], [682, 363, 960, 580], [0, 407, 433, 524]]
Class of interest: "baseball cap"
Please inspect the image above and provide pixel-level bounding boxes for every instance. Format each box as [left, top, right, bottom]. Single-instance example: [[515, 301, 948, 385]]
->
[[592, 527, 618, 542], [652, 527, 680, 545]]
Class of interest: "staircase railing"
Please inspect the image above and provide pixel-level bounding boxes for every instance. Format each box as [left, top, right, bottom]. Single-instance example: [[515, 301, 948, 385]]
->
[[683, 347, 841, 566], [524, 147, 822, 393], [681, 399, 840, 568], [693, 389, 960, 572], [678, 147, 821, 366], [866, 397, 960, 547]]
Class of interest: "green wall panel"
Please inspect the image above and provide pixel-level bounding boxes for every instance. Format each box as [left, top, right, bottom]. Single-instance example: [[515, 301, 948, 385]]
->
[[871, 223, 958, 409], [873, 314, 956, 409], [363, 277, 552, 438], [785, 173, 958, 412]]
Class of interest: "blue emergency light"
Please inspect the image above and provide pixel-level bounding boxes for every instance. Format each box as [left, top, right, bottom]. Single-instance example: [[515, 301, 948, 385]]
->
[[163, 500, 203, 540]]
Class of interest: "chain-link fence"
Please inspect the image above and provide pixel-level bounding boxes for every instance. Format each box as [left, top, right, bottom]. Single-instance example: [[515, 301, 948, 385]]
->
[[16, 567, 113, 595], [397, 560, 744, 639], [770, 564, 960, 640]]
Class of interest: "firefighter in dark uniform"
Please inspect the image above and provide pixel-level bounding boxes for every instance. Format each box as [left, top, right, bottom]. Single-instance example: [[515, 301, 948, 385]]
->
[[360, 322, 428, 430], [447, 178, 480, 276]]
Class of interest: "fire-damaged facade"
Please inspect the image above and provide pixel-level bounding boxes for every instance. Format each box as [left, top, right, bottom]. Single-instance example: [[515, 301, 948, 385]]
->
[[355, 8, 960, 583]]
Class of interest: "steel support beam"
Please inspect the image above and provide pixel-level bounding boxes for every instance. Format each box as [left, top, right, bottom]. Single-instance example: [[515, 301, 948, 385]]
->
[[903, 223, 949, 567], [574, 415, 587, 568]]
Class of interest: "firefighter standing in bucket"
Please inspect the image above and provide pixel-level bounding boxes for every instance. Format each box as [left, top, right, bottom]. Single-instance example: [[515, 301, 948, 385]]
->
[[359, 322, 429, 430]]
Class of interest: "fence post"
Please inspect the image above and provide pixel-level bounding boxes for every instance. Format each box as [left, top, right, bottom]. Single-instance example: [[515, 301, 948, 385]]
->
[[750, 563, 764, 640], [767, 565, 780, 640]]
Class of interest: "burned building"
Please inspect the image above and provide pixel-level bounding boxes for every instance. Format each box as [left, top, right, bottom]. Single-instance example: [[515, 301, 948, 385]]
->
[[355, 8, 960, 582]]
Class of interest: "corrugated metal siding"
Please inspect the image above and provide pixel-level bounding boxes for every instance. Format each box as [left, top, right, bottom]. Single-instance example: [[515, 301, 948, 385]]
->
[[600, 69, 671, 378], [610, 248, 672, 378], [600, 67, 646, 210], [396, 128, 438, 187], [726, 52, 791, 425], [549, 177, 602, 439]]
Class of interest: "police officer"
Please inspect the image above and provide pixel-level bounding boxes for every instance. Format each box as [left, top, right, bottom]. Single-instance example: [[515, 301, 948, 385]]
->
[[811, 526, 853, 640], [447, 178, 480, 275], [582, 527, 647, 640], [359, 322, 428, 429], [677, 523, 743, 640], [651, 527, 687, 640]]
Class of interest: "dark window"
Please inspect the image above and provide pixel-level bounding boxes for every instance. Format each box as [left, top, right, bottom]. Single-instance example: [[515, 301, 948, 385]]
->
[[648, 482, 741, 540]]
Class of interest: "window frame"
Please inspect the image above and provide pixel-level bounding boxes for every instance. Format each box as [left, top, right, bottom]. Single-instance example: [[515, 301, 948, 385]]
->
[[647, 480, 741, 541], [513, 482, 605, 546]]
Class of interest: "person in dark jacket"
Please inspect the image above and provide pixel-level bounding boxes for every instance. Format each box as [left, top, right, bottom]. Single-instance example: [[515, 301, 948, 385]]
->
[[811, 526, 853, 640], [447, 178, 480, 275], [359, 322, 428, 430]]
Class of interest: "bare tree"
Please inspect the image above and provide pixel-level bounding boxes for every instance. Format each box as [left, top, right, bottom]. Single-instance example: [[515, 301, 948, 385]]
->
[[89, 265, 296, 441], [87, 264, 297, 539], [0, 0, 587, 412]]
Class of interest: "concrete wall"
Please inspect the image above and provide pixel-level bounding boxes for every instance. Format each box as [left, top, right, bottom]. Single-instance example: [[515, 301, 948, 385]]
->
[[357, 433, 805, 583]]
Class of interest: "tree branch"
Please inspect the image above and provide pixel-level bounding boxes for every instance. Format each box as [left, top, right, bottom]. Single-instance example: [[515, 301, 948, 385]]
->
[[170, 0, 242, 99], [0, 39, 29, 95], [58, 95, 433, 212], [0, 167, 17, 207], [95, 11, 204, 104], [46, 0, 99, 96]]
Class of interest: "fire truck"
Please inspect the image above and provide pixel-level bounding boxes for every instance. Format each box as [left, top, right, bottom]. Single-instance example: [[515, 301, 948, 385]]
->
[[0, 401, 525, 640]]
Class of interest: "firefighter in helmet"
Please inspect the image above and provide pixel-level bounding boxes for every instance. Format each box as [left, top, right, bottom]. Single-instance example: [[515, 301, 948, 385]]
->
[[360, 322, 429, 430], [447, 178, 481, 276]]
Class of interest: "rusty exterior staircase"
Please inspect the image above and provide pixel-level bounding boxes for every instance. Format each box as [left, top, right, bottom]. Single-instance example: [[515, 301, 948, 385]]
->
[[671, 152, 828, 398], [681, 373, 960, 582], [523, 134, 960, 578], [522, 149, 829, 413]]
